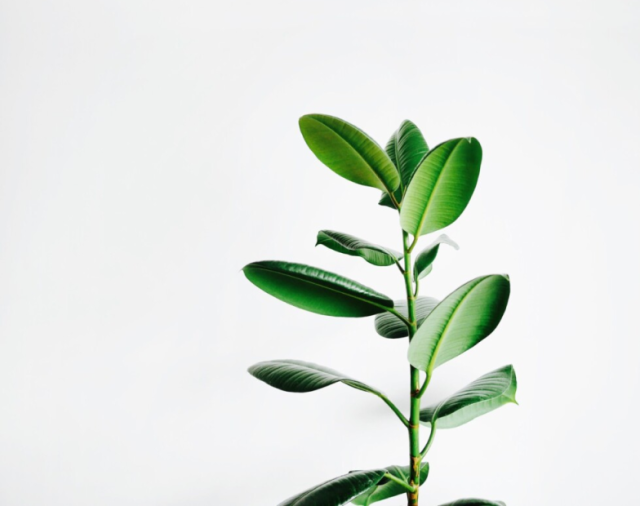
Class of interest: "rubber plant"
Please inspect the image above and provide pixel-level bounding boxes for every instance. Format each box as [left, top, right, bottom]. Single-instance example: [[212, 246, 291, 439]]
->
[[243, 114, 516, 506]]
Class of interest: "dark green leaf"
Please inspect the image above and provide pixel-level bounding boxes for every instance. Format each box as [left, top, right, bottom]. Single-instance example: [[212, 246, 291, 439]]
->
[[401, 138, 482, 236], [414, 234, 459, 281], [408, 275, 510, 373], [299, 114, 400, 195], [316, 230, 401, 267], [439, 500, 506, 506], [248, 359, 383, 396], [374, 297, 439, 339], [352, 463, 429, 505], [420, 365, 518, 429], [278, 469, 387, 506], [386, 120, 429, 188], [243, 261, 394, 317], [378, 192, 396, 209], [382, 120, 429, 207]]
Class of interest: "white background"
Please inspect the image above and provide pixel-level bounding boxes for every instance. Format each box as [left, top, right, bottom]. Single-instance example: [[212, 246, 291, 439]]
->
[[1, 1, 638, 504]]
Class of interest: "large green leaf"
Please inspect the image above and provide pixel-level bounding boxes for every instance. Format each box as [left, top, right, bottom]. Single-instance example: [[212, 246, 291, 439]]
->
[[380, 120, 429, 208], [400, 138, 482, 236], [299, 114, 400, 195], [248, 359, 382, 395], [374, 297, 439, 339], [243, 261, 394, 317], [408, 275, 510, 373], [420, 365, 517, 429], [352, 463, 429, 505], [414, 234, 459, 281], [316, 230, 401, 267], [278, 469, 387, 506], [439, 500, 506, 506]]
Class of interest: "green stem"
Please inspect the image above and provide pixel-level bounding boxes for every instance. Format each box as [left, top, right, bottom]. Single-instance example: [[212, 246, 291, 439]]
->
[[375, 392, 410, 428], [386, 307, 412, 328], [383, 472, 417, 493], [420, 423, 437, 458], [418, 372, 431, 398], [402, 231, 421, 506]]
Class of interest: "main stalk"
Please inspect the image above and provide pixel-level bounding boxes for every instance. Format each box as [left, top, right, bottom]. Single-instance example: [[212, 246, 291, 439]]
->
[[402, 231, 421, 506]]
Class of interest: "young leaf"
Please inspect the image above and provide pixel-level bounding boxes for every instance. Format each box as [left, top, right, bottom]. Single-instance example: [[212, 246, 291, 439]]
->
[[316, 230, 401, 267], [248, 359, 383, 395], [352, 463, 429, 505], [378, 192, 396, 209], [414, 234, 459, 281], [420, 365, 518, 429], [408, 275, 510, 373], [381, 120, 429, 207], [278, 469, 387, 506], [439, 500, 506, 506], [299, 114, 400, 195], [374, 297, 439, 339], [243, 261, 394, 317], [400, 138, 482, 236]]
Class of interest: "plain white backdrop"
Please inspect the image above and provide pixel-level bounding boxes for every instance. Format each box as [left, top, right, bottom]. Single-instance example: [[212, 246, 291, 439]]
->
[[1, 1, 639, 504]]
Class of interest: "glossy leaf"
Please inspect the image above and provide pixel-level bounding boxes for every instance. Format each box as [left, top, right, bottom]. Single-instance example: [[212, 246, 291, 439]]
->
[[248, 359, 382, 395], [243, 261, 394, 317], [352, 463, 429, 505], [299, 114, 400, 195], [439, 500, 506, 506], [408, 275, 510, 373], [380, 120, 429, 207], [400, 138, 482, 236], [378, 192, 396, 209], [414, 234, 459, 281], [316, 230, 401, 267], [420, 365, 518, 429], [374, 297, 439, 339], [278, 469, 387, 506]]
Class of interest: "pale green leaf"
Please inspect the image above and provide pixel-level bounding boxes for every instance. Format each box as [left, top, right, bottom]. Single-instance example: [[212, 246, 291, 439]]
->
[[414, 234, 459, 281], [400, 138, 482, 236], [408, 275, 510, 373], [420, 365, 518, 429]]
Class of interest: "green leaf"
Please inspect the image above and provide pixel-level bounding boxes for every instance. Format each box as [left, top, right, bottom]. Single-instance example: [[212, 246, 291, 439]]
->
[[439, 500, 506, 506], [400, 138, 482, 236], [248, 359, 383, 395], [381, 120, 429, 207], [386, 120, 429, 189], [414, 234, 459, 281], [299, 114, 400, 195], [316, 230, 401, 267], [352, 463, 429, 505], [420, 365, 518, 429], [243, 261, 394, 317], [374, 297, 439, 339], [378, 192, 396, 209], [278, 469, 387, 506], [408, 275, 510, 373]]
